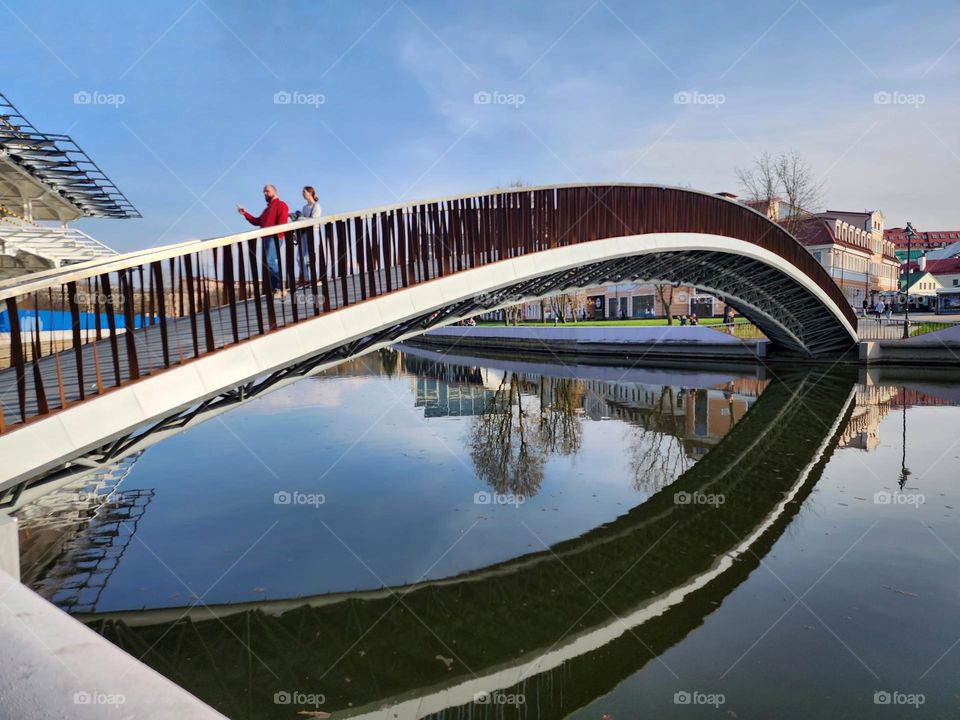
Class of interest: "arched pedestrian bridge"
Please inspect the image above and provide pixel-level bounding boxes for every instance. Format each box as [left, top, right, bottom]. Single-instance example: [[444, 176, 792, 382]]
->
[[0, 184, 858, 490]]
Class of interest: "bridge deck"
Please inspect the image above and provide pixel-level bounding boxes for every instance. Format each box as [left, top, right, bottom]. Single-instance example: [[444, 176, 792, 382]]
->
[[0, 265, 411, 429]]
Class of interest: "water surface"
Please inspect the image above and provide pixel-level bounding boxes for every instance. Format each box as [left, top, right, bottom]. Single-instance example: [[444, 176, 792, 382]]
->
[[17, 347, 960, 719]]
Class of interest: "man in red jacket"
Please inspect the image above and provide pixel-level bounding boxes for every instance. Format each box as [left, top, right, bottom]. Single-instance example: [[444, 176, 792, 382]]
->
[[237, 185, 289, 295]]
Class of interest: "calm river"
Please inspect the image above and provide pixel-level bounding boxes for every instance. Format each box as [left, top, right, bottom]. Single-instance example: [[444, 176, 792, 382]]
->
[[16, 346, 960, 719]]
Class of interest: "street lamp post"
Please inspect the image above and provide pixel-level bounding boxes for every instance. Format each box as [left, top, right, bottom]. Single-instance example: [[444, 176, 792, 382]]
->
[[903, 222, 917, 339]]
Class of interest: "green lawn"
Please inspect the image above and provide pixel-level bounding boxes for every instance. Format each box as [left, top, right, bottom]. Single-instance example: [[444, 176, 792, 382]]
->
[[911, 321, 956, 337]]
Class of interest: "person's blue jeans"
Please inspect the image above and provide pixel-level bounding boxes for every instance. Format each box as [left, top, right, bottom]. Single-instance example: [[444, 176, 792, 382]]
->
[[264, 235, 281, 291]]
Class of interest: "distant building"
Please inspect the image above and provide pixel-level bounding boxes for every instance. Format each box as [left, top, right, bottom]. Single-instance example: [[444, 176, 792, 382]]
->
[[925, 258, 960, 288], [885, 227, 960, 256], [742, 197, 804, 223], [901, 270, 941, 293], [902, 257, 960, 290], [793, 210, 900, 306], [494, 283, 724, 322], [499, 192, 901, 320]]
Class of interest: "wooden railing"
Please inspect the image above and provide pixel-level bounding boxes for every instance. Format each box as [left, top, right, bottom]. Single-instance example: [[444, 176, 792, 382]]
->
[[0, 184, 858, 434]]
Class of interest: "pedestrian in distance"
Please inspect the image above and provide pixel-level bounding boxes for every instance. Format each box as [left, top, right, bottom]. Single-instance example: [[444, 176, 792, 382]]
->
[[679, 314, 688, 326], [238, 185, 289, 297], [874, 299, 885, 322], [724, 307, 735, 334], [689, 313, 699, 326]]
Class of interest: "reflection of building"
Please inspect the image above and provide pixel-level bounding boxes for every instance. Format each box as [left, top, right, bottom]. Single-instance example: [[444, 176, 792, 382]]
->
[[680, 388, 754, 455], [841, 385, 900, 450], [28, 488, 154, 613], [549, 377, 759, 459], [402, 352, 766, 461], [415, 377, 495, 417], [403, 355, 496, 418], [840, 385, 959, 451], [15, 452, 149, 613]]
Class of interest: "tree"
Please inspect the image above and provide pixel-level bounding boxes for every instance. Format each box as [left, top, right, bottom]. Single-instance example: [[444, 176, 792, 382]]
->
[[559, 290, 589, 323], [544, 293, 583, 323], [656, 284, 676, 325], [502, 303, 524, 326], [735, 150, 824, 236]]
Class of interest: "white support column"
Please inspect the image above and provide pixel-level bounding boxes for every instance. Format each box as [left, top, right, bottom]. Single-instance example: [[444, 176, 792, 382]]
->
[[0, 512, 20, 579]]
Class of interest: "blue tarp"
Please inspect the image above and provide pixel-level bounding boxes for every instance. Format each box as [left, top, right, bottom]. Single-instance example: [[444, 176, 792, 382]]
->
[[0, 309, 146, 333]]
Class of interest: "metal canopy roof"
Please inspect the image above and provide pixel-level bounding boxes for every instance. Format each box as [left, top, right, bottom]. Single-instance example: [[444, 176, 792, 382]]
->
[[0, 93, 140, 221]]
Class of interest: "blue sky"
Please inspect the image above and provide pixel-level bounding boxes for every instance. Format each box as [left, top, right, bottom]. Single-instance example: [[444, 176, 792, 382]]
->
[[2, 0, 959, 252]]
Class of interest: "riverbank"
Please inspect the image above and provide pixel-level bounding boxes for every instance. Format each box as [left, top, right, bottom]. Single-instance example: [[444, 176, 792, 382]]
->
[[413, 325, 960, 367], [412, 325, 770, 365]]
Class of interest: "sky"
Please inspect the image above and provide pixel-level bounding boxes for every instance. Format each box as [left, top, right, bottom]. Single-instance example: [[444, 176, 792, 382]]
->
[[2, 0, 959, 252]]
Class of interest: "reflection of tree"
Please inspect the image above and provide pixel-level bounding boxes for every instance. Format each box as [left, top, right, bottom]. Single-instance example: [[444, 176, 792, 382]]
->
[[538, 377, 584, 456], [378, 348, 399, 377], [469, 372, 544, 496], [469, 373, 587, 497], [625, 386, 695, 494]]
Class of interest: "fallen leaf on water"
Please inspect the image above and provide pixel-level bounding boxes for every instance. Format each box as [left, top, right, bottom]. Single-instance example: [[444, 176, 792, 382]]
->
[[882, 585, 919, 597]]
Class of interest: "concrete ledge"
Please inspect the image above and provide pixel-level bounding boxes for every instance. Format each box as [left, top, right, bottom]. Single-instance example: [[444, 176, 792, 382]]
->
[[870, 341, 960, 365], [0, 568, 226, 719], [419, 325, 769, 362], [427, 324, 749, 344]]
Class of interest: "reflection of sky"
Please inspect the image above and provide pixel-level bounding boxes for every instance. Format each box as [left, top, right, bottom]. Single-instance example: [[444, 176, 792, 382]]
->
[[569, 403, 960, 720], [71, 365, 718, 612]]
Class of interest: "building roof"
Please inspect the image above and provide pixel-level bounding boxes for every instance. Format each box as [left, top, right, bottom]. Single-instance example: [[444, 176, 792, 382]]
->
[[927, 240, 960, 260], [0, 93, 140, 221], [794, 216, 872, 254], [819, 210, 882, 232], [794, 217, 833, 246], [925, 258, 960, 275], [884, 227, 960, 247], [825, 210, 871, 216]]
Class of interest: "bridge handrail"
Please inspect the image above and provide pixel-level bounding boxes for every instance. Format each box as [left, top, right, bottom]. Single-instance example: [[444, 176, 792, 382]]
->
[[0, 182, 782, 303], [0, 217, 321, 302]]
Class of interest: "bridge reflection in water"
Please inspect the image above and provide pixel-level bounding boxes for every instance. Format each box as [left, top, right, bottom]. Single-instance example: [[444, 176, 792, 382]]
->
[[58, 364, 856, 720]]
